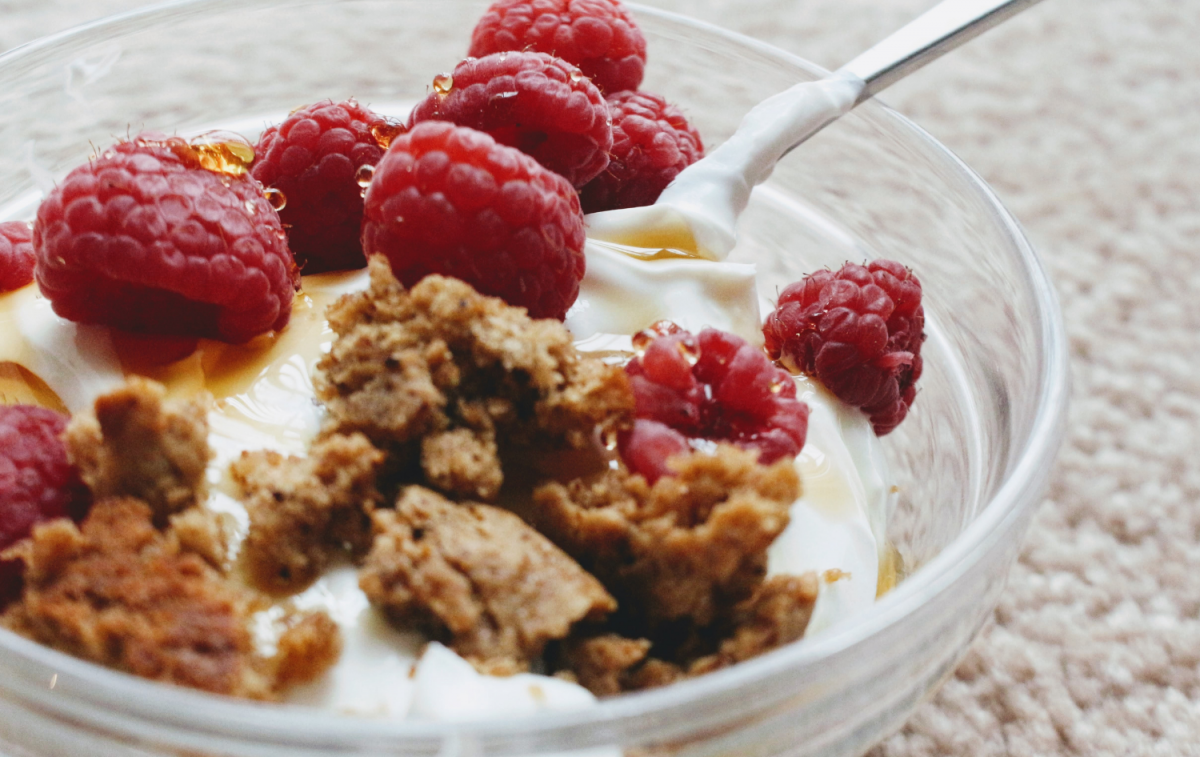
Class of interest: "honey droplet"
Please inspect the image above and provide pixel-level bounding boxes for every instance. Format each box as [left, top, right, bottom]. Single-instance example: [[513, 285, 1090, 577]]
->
[[369, 120, 406, 150], [263, 187, 287, 211], [355, 164, 376, 187], [189, 130, 255, 177], [432, 73, 454, 95], [569, 70, 584, 83], [676, 338, 701, 366], [631, 331, 654, 354], [243, 199, 257, 215]]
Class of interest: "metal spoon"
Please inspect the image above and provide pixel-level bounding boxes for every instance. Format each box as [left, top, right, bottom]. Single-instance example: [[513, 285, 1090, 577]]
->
[[585, 0, 1045, 260]]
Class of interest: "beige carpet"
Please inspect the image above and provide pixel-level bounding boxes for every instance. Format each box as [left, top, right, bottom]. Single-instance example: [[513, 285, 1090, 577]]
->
[[3, 1, 1198, 755]]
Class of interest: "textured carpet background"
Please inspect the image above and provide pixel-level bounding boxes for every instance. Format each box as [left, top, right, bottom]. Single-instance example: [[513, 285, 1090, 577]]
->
[[3, 1, 1198, 755]]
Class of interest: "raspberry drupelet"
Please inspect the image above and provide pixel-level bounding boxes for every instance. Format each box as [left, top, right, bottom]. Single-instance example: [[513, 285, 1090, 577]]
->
[[580, 89, 704, 213], [252, 99, 402, 274], [0, 405, 91, 609], [0, 221, 35, 293], [469, 0, 647, 95], [361, 121, 586, 320], [34, 134, 299, 344], [408, 51, 613, 188], [763, 260, 925, 435], [619, 323, 809, 482]]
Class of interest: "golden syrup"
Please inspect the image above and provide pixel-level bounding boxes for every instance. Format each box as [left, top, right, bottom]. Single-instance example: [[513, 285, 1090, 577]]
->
[[264, 187, 287, 211], [189, 131, 256, 177], [369, 121, 405, 150], [593, 227, 703, 260], [0, 362, 66, 412], [875, 542, 903, 598], [355, 164, 376, 188], [675, 337, 701, 365], [0, 285, 64, 410], [432, 73, 454, 95]]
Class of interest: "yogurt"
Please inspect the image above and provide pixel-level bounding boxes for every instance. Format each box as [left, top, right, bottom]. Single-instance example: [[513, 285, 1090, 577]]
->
[[0, 238, 892, 719]]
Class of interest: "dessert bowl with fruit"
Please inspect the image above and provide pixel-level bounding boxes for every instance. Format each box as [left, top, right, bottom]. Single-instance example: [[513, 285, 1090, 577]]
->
[[0, 1, 1067, 755]]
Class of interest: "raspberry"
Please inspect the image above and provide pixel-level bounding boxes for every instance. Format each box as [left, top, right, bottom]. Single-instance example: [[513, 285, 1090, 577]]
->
[[0, 221, 35, 293], [362, 121, 586, 320], [469, 0, 647, 95], [408, 52, 612, 188], [252, 99, 402, 274], [619, 324, 809, 482], [0, 404, 90, 608], [33, 134, 299, 344], [580, 90, 704, 213], [763, 260, 925, 435]]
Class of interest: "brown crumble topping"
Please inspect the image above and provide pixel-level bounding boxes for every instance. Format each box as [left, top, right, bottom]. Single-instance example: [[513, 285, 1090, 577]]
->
[[231, 432, 384, 592], [0, 498, 339, 699], [532, 445, 800, 628], [359, 486, 615, 670], [555, 574, 818, 695], [14, 263, 826, 702], [315, 257, 634, 500], [64, 377, 210, 523]]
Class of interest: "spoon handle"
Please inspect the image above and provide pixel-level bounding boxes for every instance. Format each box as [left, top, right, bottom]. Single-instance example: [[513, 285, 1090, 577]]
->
[[839, 0, 1045, 103]]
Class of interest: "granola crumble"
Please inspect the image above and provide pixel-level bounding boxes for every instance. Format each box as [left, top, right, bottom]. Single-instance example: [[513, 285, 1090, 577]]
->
[[315, 257, 634, 500], [64, 377, 210, 524], [0, 498, 339, 699], [360, 486, 616, 669], [231, 433, 384, 592], [532, 445, 800, 628]]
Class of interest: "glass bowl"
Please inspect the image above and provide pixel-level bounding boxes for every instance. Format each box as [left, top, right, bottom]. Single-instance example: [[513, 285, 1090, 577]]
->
[[0, 1, 1068, 755]]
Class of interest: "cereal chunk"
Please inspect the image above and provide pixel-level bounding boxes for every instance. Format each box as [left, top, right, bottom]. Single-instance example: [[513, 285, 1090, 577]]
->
[[0, 498, 338, 699], [556, 574, 818, 695], [231, 433, 384, 592], [359, 486, 615, 668], [65, 378, 210, 523], [555, 633, 652, 696], [316, 257, 633, 500], [686, 573, 819, 676], [532, 445, 799, 627]]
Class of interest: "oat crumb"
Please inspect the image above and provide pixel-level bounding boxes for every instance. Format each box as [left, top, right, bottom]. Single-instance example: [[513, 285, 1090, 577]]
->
[[359, 486, 615, 669]]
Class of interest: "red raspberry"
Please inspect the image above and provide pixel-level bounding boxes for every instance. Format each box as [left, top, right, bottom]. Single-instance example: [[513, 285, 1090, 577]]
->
[[362, 121, 586, 320], [408, 52, 612, 188], [0, 405, 90, 608], [580, 90, 704, 213], [619, 324, 809, 482], [252, 99, 402, 274], [469, 0, 647, 95], [0, 221, 35, 293], [34, 134, 299, 344], [763, 260, 925, 435]]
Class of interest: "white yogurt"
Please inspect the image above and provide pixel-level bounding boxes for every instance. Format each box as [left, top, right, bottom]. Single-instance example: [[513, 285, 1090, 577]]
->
[[0, 237, 891, 717]]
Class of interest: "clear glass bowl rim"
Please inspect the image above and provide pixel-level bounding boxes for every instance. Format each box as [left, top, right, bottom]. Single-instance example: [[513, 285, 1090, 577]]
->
[[0, 0, 1070, 750]]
